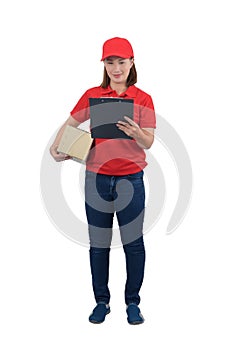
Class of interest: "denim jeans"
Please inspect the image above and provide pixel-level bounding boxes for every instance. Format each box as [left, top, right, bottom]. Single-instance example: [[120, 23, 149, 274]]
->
[[85, 170, 145, 305]]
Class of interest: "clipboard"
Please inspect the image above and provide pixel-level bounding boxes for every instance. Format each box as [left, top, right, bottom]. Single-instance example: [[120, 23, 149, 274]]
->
[[89, 97, 134, 139]]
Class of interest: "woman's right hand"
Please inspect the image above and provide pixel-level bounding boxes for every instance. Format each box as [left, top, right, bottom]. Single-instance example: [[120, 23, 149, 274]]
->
[[49, 116, 80, 162], [50, 144, 70, 162]]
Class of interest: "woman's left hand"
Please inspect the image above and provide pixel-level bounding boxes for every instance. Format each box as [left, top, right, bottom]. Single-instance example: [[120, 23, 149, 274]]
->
[[116, 116, 141, 139], [117, 116, 154, 149]]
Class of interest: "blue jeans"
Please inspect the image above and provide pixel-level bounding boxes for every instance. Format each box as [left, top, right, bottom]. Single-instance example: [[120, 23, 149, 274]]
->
[[85, 170, 145, 305]]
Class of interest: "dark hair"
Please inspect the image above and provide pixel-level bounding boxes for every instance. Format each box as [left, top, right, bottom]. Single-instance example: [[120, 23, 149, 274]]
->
[[100, 60, 137, 88]]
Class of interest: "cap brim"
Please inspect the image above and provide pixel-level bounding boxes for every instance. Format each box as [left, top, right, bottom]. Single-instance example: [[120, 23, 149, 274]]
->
[[101, 53, 132, 61]]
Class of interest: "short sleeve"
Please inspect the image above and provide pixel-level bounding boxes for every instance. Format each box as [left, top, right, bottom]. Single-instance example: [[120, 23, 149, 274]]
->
[[139, 94, 156, 129], [70, 90, 90, 123]]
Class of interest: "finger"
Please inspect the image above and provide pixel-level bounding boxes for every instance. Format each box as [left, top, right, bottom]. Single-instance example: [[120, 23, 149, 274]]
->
[[55, 153, 70, 160], [124, 116, 139, 128], [117, 121, 130, 128], [116, 121, 126, 126], [123, 116, 134, 124], [117, 124, 130, 135]]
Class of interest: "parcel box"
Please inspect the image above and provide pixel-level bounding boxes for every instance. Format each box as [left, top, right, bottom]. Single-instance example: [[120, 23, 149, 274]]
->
[[58, 125, 93, 163]]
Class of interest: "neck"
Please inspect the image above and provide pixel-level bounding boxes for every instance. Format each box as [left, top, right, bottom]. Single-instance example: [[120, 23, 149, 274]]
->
[[110, 82, 127, 96]]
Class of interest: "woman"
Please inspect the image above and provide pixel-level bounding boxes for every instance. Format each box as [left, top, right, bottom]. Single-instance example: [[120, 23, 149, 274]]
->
[[50, 37, 156, 325]]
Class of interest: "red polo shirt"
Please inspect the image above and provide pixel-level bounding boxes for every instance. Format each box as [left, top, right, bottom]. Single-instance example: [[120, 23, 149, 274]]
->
[[70, 85, 156, 175]]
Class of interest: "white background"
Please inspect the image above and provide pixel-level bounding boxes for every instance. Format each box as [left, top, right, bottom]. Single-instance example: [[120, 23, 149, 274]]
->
[[1, 0, 234, 349]]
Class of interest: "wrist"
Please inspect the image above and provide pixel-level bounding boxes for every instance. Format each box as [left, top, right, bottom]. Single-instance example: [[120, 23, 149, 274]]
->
[[134, 127, 144, 142], [135, 128, 153, 149]]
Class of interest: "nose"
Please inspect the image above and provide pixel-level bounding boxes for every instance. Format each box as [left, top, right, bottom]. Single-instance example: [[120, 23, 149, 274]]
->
[[112, 62, 121, 73]]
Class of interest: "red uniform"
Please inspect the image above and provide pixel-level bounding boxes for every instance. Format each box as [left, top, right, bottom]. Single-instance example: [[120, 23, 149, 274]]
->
[[70, 85, 156, 175]]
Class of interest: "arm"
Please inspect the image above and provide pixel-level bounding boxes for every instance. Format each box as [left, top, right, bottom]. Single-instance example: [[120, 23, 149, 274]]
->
[[50, 116, 81, 162], [117, 116, 154, 149]]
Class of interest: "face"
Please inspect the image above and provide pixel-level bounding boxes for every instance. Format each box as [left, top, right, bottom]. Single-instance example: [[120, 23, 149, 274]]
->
[[104, 56, 133, 85]]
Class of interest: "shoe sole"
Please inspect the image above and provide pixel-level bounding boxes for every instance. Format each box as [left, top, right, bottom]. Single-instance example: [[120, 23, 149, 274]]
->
[[127, 319, 144, 325]]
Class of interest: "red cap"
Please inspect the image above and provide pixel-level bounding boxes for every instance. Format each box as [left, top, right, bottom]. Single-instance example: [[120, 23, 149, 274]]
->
[[101, 37, 134, 61]]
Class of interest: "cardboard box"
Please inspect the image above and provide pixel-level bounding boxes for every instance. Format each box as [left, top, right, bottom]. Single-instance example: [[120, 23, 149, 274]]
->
[[57, 125, 93, 163]]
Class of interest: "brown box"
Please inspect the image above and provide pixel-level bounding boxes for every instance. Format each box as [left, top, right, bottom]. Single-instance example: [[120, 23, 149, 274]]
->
[[57, 125, 93, 163]]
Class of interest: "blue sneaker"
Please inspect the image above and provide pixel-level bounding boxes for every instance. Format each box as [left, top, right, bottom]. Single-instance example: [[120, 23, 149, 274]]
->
[[89, 302, 110, 324], [126, 303, 144, 325]]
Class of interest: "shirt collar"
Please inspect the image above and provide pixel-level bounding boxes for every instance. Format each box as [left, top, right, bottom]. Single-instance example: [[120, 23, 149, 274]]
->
[[100, 85, 137, 98]]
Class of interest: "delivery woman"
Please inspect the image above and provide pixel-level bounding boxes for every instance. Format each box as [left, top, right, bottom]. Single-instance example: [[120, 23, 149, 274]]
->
[[50, 37, 156, 324]]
